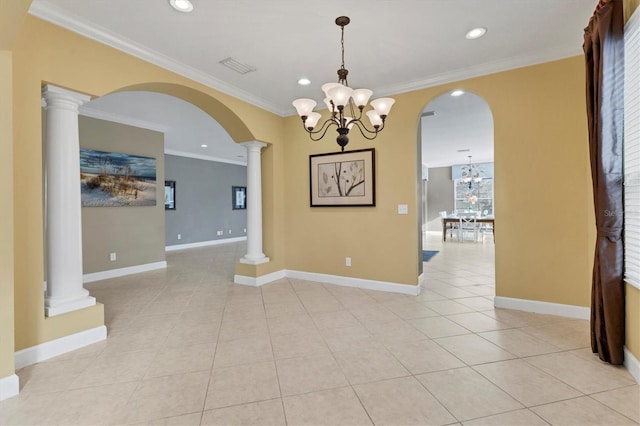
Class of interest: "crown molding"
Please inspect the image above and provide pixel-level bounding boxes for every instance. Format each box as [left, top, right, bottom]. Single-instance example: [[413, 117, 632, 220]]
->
[[374, 44, 582, 98], [30, 0, 582, 118], [79, 106, 169, 133], [165, 149, 247, 166], [28, 0, 288, 116]]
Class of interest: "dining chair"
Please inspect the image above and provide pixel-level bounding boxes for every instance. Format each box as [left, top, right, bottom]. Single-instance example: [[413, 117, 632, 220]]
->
[[439, 211, 458, 240], [459, 215, 479, 241]]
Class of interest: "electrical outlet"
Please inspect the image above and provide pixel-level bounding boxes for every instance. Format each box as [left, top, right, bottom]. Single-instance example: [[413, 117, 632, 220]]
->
[[345, 257, 351, 267], [177, 234, 181, 240], [110, 252, 116, 261], [217, 230, 223, 236], [228, 229, 232, 234], [244, 228, 247, 233]]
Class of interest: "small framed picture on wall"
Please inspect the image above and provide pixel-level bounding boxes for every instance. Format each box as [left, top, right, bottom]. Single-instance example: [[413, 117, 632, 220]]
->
[[164, 181, 176, 210], [232, 186, 246, 210]]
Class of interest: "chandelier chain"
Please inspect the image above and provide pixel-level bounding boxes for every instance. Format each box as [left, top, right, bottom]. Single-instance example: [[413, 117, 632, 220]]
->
[[340, 24, 348, 85]]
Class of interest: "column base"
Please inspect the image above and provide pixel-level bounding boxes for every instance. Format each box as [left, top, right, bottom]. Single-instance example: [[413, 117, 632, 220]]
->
[[239, 255, 270, 265], [45, 295, 96, 317]]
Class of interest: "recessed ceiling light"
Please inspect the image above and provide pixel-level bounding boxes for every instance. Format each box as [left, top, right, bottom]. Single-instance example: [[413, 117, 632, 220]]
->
[[169, 0, 193, 13], [201, 144, 208, 148], [451, 90, 465, 97], [298, 78, 311, 86], [465, 27, 487, 40]]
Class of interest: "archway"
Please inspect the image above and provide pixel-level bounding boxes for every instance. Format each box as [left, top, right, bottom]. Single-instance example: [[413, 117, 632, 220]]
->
[[40, 82, 271, 319], [418, 89, 495, 295]]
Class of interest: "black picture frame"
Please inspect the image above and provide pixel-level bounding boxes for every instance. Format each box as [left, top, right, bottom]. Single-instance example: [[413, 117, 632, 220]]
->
[[233, 186, 247, 210], [164, 180, 176, 210], [309, 148, 376, 207]]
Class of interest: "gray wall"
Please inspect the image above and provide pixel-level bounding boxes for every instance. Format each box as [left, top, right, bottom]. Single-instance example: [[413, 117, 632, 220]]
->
[[426, 167, 455, 232], [79, 116, 166, 274], [165, 154, 247, 246]]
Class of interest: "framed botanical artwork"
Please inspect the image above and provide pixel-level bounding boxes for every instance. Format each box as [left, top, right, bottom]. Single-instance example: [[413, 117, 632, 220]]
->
[[232, 186, 247, 210], [164, 180, 176, 210], [309, 148, 375, 207]]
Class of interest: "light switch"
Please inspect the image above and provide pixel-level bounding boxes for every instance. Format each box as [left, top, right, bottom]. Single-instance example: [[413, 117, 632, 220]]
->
[[398, 204, 409, 215]]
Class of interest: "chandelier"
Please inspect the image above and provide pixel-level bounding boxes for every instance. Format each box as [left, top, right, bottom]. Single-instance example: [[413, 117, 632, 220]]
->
[[462, 156, 483, 189], [292, 16, 395, 152]]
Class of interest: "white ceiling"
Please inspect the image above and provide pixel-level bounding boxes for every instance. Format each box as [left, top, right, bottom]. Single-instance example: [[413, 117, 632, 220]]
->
[[81, 91, 246, 165], [421, 91, 494, 168], [30, 0, 597, 165]]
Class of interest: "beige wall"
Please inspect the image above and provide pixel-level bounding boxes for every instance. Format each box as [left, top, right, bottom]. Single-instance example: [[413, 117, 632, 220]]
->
[[284, 56, 594, 305], [627, 285, 640, 359], [79, 117, 166, 274], [624, 0, 640, 21], [0, 0, 31, 49], [0, 50, 15, 379], [0, 0, 31, 381]]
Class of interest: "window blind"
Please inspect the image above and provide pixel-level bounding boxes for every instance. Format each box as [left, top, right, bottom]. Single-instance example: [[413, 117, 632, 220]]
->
[[624, 8, 640, 289]]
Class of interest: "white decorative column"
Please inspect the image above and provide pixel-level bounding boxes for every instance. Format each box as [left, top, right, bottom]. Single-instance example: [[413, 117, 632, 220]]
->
[[42, 85, 95, 316], [240, 141, 269, 265]]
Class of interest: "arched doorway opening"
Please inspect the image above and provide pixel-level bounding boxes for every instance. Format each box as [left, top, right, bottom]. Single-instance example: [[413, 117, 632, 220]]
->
[[419, 89, 496, 298], [77, 90, 250, 276], [39, 82, 270, 323]]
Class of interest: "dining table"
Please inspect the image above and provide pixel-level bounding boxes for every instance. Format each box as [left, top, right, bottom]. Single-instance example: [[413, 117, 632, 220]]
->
[[442, 214, 495, 242]]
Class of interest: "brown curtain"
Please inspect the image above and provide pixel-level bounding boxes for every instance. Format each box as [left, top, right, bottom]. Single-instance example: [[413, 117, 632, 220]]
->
[[584, 0, 625, 365]]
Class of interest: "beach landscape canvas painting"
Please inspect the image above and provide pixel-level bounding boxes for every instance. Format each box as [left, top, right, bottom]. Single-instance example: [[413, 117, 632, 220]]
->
[[80, 149, 157, 207]]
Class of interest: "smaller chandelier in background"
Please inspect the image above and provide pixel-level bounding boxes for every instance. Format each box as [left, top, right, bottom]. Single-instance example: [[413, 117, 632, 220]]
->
[[462, 156, 483, 189], [292, 16, 395, 152]]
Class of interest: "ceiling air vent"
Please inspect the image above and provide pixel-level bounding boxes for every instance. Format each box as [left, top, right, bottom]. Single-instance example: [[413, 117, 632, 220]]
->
[[219, 57, 257, 75]]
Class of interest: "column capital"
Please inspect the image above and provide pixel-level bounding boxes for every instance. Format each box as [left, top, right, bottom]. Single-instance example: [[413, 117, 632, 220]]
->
[[241, 141, 267, 151], [41, 85, 91, 111]]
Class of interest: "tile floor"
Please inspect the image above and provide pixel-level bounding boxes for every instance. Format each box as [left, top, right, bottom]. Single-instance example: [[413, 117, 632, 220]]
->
[[1, 232, 638, 425]]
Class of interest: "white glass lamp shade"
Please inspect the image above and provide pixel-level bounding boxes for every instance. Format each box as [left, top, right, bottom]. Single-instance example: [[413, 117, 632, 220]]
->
[[342, 116, 356, 130], [352, 89, 373, 107], [323, 98, 334, 112], [366, 110, 383, 127], [327, 85, 354, 108], [305, 112, 322, 129], [370, 98, 395, 117], [321, 82, 342, 98], [292, 98, 317, 117]]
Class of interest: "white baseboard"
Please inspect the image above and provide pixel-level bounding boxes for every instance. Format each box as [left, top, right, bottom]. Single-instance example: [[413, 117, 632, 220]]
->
[[14, 325, 107, 370], [83, 261, 167, 283], [0, 374, 19, 401], [166, 236, 247, 252], [234, 270, 287, 287], [235, 269, 420, 296], [286, 270, 420, 295], [624, 346, 640, 384], [494, 296, 590, 320]]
